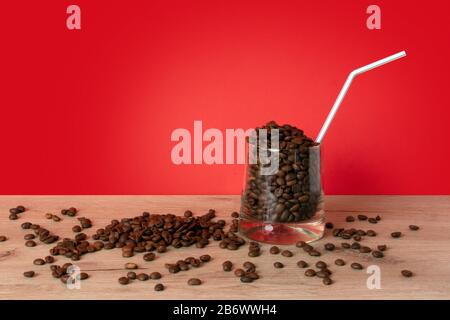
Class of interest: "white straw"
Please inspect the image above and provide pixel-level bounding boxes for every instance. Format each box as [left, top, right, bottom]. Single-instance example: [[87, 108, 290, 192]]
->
[[315, 51, 406, 143]]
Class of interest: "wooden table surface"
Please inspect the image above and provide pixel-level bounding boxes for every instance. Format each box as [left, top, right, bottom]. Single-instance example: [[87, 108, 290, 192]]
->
[[0, 195, 449, 300]]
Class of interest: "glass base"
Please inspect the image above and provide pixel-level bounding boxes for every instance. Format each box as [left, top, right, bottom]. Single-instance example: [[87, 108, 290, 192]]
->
[[239, 208, 325, 245]]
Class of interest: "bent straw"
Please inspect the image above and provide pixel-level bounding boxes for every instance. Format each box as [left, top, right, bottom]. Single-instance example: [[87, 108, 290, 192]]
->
[[315, 51, 406, 143]]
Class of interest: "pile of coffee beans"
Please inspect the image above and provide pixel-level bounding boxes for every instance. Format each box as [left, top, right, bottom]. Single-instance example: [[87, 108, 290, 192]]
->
[[20, 223, 59, 246], [61, 207, 78, 217], [241, 121, 322, 223], [9, 205, 26, 220], [232, 261, 260, 283], [45, 213, 62, 222], [49, 262, 89, 283]]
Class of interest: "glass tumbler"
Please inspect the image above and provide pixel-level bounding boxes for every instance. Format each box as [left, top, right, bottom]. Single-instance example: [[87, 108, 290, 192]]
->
[[239, 140, 325, 245]]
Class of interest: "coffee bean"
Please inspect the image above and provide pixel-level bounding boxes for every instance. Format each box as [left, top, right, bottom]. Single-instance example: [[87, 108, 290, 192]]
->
[[23, 271, 35, 278], [346, 216, 355, 222], [33, 258, 45, 265], [0, 236, 7, 242], [240, 276, 253, 283], [143, 253, 156, 261], [25, 240, 37, 247], [270, 246, 280, 254], [322, 277, 333, 285], [200, 254, 211, 262], [168, 265, 180, 273], [401, 270, 413, 277], [154, 283, 165, 291], [149, 272, 162, 280], [324, 243, 335, 251], [304, 269, 316, 277], [234, 268, 245, 277], [357, 230, 366, 236], [375, 215, 381, 221], [296, 241, 306, 248], [316, 270, 330, 278], [222, 261, 233, 272], [377, 245, 387, 251], [341, 242, 350, 249], [72, 225, 82, 233], [281, 250, 293, 257], [21, 222, 32, 229], [372, 250, 384, 258], [308, 250, 321, 257], [351, 242, 361, 250], [353, 235, 361, 242], [125, 263, 138, 270], [366, 230, 377, 237], [127, 271, 137, 280], [190, 258, 201, 268], [246, 272, 259, 280], [45, 256, 55, 263], [359, 246, 372, 253], [137, 273, 149, 281], [45, 213, 53, 219], [231, 212, 239, 218], [357, 215, 367, 221], [391, 232, 402, 238], [368, 218, 377, 224], [188, 278, 202, 286], [78, 272, 88, 280], [274, 262, 284, 268], [297, 260, 308, 268], [51, 215, 61, 222], [335, 259, 345, 266], [351, 263, 363, 270], [248, 250, 260, 257], [315, 261, 327, 269], [10, 208, 19, 215], [325, 222, 334, 229], [409, 225, 419, 231], [184, 210, 193, 218], [9, 213, 18, 220], [118, 277, 129, 285], [243, 261, 256, 272], [156, 245, 167, 253], [16, 205, 26, 213]]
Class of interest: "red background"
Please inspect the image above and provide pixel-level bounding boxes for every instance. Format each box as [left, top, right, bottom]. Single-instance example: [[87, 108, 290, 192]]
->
[[1, 0, 449, 195]]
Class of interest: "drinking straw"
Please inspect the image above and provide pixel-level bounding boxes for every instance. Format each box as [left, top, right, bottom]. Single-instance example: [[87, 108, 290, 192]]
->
[[315, 51, 406, 143]]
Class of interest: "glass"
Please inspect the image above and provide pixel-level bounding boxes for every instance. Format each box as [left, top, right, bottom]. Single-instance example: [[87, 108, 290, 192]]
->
[[239, 141, 324, 245]]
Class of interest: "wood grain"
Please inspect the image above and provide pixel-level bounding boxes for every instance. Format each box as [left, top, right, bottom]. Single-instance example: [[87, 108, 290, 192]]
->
[[0, 195, 449, 300]]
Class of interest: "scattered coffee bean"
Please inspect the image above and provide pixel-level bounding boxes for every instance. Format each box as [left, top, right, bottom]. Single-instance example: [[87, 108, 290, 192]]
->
[[316, 270, 330, 278], [281, 250, 293, 257], [184, 210, 193, 218], [52, 215, 61, 222], [296, 241, 306, 248], [357, 215, 367, 221], [72, 225, 82, 233], [325, 222, 334, 229], [240, 276, 253, 283], [341, 242, 350, 249], [409, 225, 419, 231], [149, 272, 162, 280], [127, 272, 137, 280], [372, 250, 384, 258], [269, 246, 280, 254], [154, 283, 164, 291], [188, 278, 202, 286], [234, 268, 245, 277], [308, 250, 321, 257], [391, 232, 402, 238], [222, 261, 233, 272], [274, 262, 284, 269], [231, 211, 239, 218], [21, 222, 32, 229], [315, 261, 327, 269], [401, 270, 413, 277], [335, 259, 345, 266], [137, 273, 149, 281], [297, 260, 308, 268], [346, 216, 355, 222], [16, 205, 26, 213], [243, 261, 256, 272], [23, 271, 35, 278], [324, 243, 335, 251], [118, 277, 129, 285], [45, 213, 53, 219], [9, 214, 18, 220], [143, 253, 156, 261], [377, 245, 387, 251], [0, 236, 7, 242], [322, 277, 333, 285], [351, 263, 363, 270], [375, 215, 381, 221], [351, 242, 361, 250], [367, 230, 377, 237], [304, 269, 316, 277], [125, 263, 138, 270], [368, 218, 377, 224], [359, 246, 372, 253], [33, 258, 45, 265], [25, 240, 37, 247], [200, 254, 211, 262], [353, 235, 361, 242], [80, 272, 89, 280]]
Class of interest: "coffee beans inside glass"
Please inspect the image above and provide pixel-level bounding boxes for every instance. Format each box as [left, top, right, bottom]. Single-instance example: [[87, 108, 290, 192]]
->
[[239, 121, 324, 244]]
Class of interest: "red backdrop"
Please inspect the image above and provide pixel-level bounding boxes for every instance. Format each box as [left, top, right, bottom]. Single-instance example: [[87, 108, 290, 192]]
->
[[1, 0, 449, 195]]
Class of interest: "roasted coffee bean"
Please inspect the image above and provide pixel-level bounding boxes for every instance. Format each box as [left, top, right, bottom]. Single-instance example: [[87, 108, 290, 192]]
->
[[25, 240, 37, 247], [72, 225, 82, 233], [351, 242, 361, 250], [341, 242, 351, 249], [21, 222, 32, 229], [248, 250, 260, 257], [190, 258, 201, 268], [51, 215, 61, 222], [118, 277, 130, 285], [353, 235, 361, 242], [357, 230, 366, 236], [357, 215, 367, 221], [127, 271, 137, 280], [296, 241, 306, 248], [222, 261, 233, 272], [359, 246, 372, 253], [240, 276, 253, 283], [23, 271, 35, 278], [308, 250, 321, 257], [351, 263, 363, 270], [137, 273, 149, 281], [0, 236, 7, 242], [154, 283, 164, 291], [401, 270, 413, 277], [377, 245, 387, 251], [243, 261, 256, 272], [184, 210, 193, 218], [79, 272, 89, 280], [324, 243, 335, 251], [372, 250, 384, 258], [304, 269, 316, 277], [45, 213, 53, 219], [281, 250, 293, 257], [78, 217, 92, 229], [297, 260, 308, 268], [391, 232, 402, 238], [234, 268, 245, 277], [274, 262, 284, 269], [246, 272, 259, 280], [316, 270, 330, 278], [409, 225, 419, 231], [188, 278, 202, 286], [10, 208, 19, 215], [270, 246, 280, 254], [367, 230, 377, 237], [334, 259, 345, 266], [74, 233, 87, 242], [143, 253, 156, 261], [148, 272, 161, 280], [368, 218, 377, 224], [333, 228, 344, 237], [375, 215, 381, 221], [325, 222, 334, 229], [9, 213, 18, 220], [125, 263, 138, 270], [71, 255, 80, 261], [231, 211, 239, 218], [200, 254, 211, 262], [345, 216, 355, 222], [315, 261, 327, 269], [322, 277, 333, 285], [122, 251, 134, 258], [156, 245, 167, 253], [16, 205, 26, 213], [33, 258, 45, 265], [168, 265, 180, 274]]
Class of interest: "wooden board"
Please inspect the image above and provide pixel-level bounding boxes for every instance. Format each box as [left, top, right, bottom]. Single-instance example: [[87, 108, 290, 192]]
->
[[0, 195, 449, 300]]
